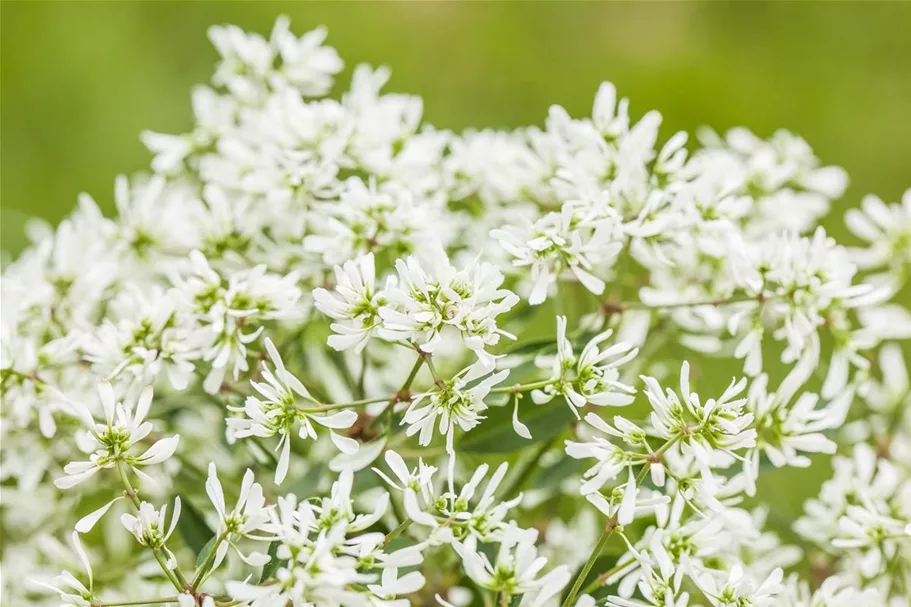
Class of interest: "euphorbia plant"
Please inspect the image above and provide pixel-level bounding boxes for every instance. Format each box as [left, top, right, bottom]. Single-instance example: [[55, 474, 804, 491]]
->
[[4, 16, 911, 607]]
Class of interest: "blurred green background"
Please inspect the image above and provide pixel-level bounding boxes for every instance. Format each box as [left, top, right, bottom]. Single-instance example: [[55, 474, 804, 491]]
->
[[3, 1, 911, 255]]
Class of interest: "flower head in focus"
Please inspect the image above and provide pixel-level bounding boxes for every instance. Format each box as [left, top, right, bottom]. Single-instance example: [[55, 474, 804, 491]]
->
[[55, 381, 180, 490], [228, 337, 358, 484]]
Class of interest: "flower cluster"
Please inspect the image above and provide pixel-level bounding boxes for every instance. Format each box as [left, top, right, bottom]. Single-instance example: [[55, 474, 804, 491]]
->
[[4, 16, 911, 607]]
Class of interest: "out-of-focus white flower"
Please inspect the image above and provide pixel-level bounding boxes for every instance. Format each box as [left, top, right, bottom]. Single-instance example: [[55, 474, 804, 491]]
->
[[29, 532, 96, 607], [304, 177, 447, 266], [795, 442, 911, 599], [367, 567, 426, 603], [178, 593, 216, 607], [696, 565, 783, 607], [373, 450, 440, 529], [746, 355, 849, 478], [209, 15, 342, 102], [845, 190, 911, 285], [170, 249, 302, 394], [775, 573, 885, 607]]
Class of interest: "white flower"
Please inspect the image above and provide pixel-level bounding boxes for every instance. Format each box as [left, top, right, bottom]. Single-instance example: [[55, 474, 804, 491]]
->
[[643, 361, 755, 477], [304, 177, 446, 266], [373, 450, 439, 529], [606, 536, 688, 607], [227, 337, 358, 484], [492, 203, 622, 305], [402, 362, 509, 452], [736, 228, 887, 367], [269, 18, 343, 96], [776, 573, 885, 607], [30, 532, 96, 607], [81, 285, 196, 391], [857, 342, 911, 429], [379, 247, 519, 366], [312, 252, 389, 353], [367, 567, 426, 602], [437, 460, 522, 543], [311, 468, 389, 533], [696, 565, 783, 607], [205, 463, 272, 568], [532, 316, 638, 418], [170, 249, 302, 394], [55, 381, 180, 490], [230, 473, 392, 606], [456, 529, 570, 607], [566, 413, 639, 494], [120, 498, 181, 569], [795, 441, 911, 597], [832, 504, 908, 549], [845, 190, 911, 283], [209, 16, 342, 102], [178, 593, 216, 607], [746, 366, 848, 477]]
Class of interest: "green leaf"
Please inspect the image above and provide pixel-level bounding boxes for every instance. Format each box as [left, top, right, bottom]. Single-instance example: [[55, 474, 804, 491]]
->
[[459, 398, 575, 453], [259, 540, 286, 583], [175, 494, 215, 555], [195, 534, 218, 570]]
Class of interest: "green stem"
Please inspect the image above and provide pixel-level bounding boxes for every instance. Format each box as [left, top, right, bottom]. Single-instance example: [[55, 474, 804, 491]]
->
[[300, 396, 389, 413], [190, 532, 227, 591], [481, 589, 495, 607], [655, 432, 683, 457], [422, 352, 444, 388], [580, 559, 631, 595], [116, 463, 188, 591], [561, 517, 618, 607], [489, 379, 555, 395], [400, 355, 425, 392], [151, 551, 183, 592], [382, 518, 413, 548], [636, 432, 684, 486], [304, 355, 425, 414]]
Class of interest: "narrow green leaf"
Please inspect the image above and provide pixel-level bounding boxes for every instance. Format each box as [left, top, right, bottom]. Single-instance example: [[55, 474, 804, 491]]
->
[[195, 535, 218, 570], [259, 540, 286, 583]]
